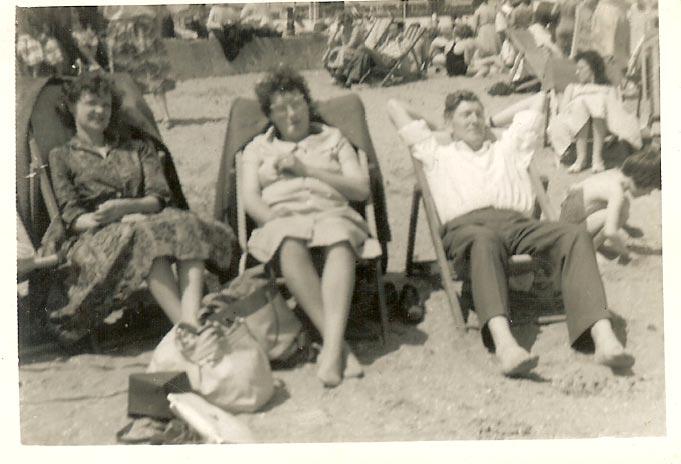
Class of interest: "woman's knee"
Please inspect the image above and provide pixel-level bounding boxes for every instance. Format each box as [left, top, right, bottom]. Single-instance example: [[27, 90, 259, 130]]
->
[[470, 229, 506, 257]]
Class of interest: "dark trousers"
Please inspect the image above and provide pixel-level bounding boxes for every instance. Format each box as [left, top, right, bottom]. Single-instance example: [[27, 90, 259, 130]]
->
[[441, 208, 610, 346]]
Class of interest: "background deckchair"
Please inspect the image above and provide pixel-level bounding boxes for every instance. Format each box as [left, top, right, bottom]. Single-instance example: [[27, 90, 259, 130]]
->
[[16, 75, 191, 349], [404, 146, 561, 332], [359, 22, 428, 87], [213, 94, 392, 343], [635, 29, 660, 139]]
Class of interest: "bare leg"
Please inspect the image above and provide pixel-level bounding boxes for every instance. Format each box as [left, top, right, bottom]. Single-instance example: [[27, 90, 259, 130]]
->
[[317, 242, 359, 387], [177, 259, 205, 327], [569, 121, 590, 173], [155, 92, 173, 129], [487, 315, 539, 377], [591, 117, 607, 172], [279, 238, 325, 329], [147, 257, 182, 324], [591, 318, 634, 368]]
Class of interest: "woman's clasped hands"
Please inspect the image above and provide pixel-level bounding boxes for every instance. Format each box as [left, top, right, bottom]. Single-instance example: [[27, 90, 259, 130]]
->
[[275, 152, 308, 178]]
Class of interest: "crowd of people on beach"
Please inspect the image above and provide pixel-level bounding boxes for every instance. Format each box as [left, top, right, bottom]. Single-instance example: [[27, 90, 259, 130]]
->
[[17, 2, 663, 438]]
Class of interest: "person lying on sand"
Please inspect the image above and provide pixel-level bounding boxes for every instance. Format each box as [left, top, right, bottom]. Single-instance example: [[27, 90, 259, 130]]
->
[[559, 143, 661, 263], [387, 91, 634, 378]]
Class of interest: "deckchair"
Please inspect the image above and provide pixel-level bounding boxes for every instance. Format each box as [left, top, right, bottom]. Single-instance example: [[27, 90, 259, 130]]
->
[[404, 146, 560, 332], [323, 17, 392, 74], [359, 22, 428, 87], [213, 94, 392, 343], [16, 74, 190, 347]]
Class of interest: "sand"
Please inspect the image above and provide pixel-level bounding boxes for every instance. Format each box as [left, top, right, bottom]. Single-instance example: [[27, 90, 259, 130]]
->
[[18, 69, 664, 444]]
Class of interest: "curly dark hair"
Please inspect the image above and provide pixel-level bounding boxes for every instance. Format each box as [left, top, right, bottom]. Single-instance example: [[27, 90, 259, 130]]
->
[[444, 90, 482, 118], [621, 144, 662, 190], [255, 65, 319, 120], [574, 50, 610, 85], [61, 71, 122, 141], [453, 23, 474, 39]]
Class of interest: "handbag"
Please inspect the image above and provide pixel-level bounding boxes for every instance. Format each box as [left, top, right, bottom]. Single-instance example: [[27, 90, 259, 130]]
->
[[202, 265, 303, 362], [148, 319, 274, 414]]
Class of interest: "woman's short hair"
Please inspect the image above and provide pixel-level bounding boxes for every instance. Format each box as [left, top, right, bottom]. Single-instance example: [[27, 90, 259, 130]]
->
[[574, 50, 610, 85], [61, 71, 122, 139], [255, 65, 315, 119], [443, 90, 482, 118], [453, 23, 474, 39], [621, 144, 662, 190]]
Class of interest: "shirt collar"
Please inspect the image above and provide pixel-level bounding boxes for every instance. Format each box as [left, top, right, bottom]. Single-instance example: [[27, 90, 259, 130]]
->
[[68, 134, 118, 158]]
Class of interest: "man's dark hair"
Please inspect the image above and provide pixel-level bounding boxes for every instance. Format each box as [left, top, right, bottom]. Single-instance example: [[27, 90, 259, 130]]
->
[[574, 50, 610, 85], [621, 144, 662, 190], [444, 90, 482, 118], [255, 65, 315, 118]]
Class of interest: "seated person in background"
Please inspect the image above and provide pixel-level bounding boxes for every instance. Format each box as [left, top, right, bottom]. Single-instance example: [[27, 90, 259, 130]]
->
[[337, 21, 415, 87], [387, 91, 634, 377], [559, 144, 661, 262], [429, 18, 456, 72], [242, 67, 374, 387], [547, 50, 642, 174], [47, 72, 234, 343], [324, 11, 366, 78], [446, 24, 477, 77]]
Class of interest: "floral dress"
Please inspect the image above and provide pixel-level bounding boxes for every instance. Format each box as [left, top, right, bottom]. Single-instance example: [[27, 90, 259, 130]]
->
[[242, 124, 380, 264], [48, 136, 234, 342], [103, 5, 175, 94]]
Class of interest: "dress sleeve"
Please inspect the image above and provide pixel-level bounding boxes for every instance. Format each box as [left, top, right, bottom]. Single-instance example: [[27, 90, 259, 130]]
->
[[48, 146, 89, 230], [397, 119, 441, 171], [496, 109, 545, 169], [137, 140, 172, 206]]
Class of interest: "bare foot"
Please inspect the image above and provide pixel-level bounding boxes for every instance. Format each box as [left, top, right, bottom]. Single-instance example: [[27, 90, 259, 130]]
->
[[497, 345, 539, 377], [567, 161, 587, 174], [343, 344, 364, 379], [591, 319, 635, 369], [595, 345, 635, 369], [317, 348, 342, 388]]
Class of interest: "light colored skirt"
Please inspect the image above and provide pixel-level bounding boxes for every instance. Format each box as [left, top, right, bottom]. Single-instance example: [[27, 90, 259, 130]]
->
[[248, 205, 380, 264], [548, 91, 642, 157]]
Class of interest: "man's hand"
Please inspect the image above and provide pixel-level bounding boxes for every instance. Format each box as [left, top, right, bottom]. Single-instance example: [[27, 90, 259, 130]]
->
[[94, 199, 132, 224]]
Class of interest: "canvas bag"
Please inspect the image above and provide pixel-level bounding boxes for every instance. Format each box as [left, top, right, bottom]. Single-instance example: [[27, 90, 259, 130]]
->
[[148, 320, 274, 414], [202, 266, 302, 361]]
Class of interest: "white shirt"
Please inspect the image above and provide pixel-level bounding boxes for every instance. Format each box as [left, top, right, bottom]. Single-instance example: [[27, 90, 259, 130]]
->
[[398, 110, 544, 224]]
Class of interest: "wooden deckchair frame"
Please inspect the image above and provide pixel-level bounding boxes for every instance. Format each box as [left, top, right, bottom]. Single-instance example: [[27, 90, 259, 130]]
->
[[404, 151, 559, 332], [359, 22, 427, 87]]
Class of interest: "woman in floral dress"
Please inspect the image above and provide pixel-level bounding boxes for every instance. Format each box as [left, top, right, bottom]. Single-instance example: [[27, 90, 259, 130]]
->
[[48, 72, 234, 343]]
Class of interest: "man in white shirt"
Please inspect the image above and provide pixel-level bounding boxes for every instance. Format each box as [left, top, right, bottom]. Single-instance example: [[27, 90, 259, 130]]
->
[[387, 91, 634, 377]]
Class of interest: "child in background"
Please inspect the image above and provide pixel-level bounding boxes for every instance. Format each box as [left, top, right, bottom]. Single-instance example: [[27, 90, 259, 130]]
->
[[559, 144, 661, 262]]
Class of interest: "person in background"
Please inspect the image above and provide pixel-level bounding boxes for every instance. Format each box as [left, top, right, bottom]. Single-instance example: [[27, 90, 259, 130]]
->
[[547, 50, 642, 173], [553, 0, 579, 56], [324, 10, 366, 82], [206, 3, 244, 61], [429, 17, 456, 72], [559, 143, 661, 262], [495, 0, 513, 45], [508, 0, 533, 30], [591, 0, 630, 69], [472, 0, 500, 57], [102, 5, 176, 129]]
